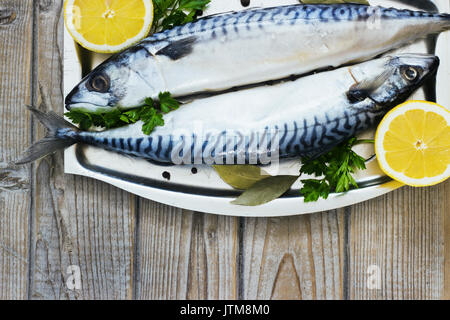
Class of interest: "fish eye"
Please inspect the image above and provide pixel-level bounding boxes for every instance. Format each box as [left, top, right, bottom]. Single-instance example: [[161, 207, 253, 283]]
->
[[401, 66, 419, 81], [86, 73, 110, 93]]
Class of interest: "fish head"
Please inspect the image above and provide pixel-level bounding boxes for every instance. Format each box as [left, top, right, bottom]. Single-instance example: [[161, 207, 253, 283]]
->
[[65, 48, 158, 112], [348, 54, 439, 107]]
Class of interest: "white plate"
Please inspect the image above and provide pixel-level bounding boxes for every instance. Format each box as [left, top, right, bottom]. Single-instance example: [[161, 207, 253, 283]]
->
[[64, 0, 449, 216]]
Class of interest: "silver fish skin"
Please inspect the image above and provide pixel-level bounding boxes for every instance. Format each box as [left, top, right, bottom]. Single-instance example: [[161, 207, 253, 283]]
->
[[64, 4, 450, 112], [18, 54, 438, 165]]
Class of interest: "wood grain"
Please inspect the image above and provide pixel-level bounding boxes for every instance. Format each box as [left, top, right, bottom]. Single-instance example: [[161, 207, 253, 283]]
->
[[0, 0, 33, 300], [29, 0, 136, 299], [348, 182, 448, 299], [58, 176, 136, 299], [240, 210, 346, 300], [29, 0, 71, 299], [437, 0, 450, 301], [444, 180, 450, 300], [136, 200, 238, 299], [0, 0, 448, 301]]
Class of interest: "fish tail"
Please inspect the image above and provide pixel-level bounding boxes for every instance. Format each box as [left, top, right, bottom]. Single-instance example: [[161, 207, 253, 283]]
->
[[15, 106, 79, 164]]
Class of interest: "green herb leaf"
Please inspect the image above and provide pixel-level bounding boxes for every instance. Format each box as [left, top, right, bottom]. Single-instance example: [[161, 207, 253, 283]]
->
[[102, 109, 123, 128], [65, 110, 92, 130], [179, 0, 210, 10], [300, 179, 330, 202], [65, 92, 180, 135], [300, 154, 328, 176], [123, 109, 141, 123], [79, 116, 93, 131], [90, 113, 106, 127], [141, 107, 165, 135], [299, 137, 372, 202], [119, 115, 130, 123], [161, 10, 187, 30], [159, 91, 180, 113], [144, 97, 155, 107], [212, 165, 270, 190], [152, 0, 210, 32], [231, 175, 299, 206]]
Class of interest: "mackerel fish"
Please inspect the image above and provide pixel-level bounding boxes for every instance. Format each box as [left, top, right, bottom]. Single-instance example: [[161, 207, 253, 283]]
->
[[64, 4, 450, 112], [18, 54, 439, 165]]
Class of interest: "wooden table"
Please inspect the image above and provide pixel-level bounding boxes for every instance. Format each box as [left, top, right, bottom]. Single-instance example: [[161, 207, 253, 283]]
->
[[0, 0, 449, 300]]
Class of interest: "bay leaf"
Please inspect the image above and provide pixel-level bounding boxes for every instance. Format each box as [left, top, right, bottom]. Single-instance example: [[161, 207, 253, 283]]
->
[[231, 175, 299, 206], [213, 165, 269, 190], [300, 0, 370, 5]]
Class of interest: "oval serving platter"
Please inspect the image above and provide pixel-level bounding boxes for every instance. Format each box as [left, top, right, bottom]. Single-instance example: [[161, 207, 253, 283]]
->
[[63, 0, 449, 216]]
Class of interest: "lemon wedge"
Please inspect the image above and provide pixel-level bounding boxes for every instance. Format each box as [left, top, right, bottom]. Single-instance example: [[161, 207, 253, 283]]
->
[[375, 100, 450, 187], [64, 0, 154, 53]]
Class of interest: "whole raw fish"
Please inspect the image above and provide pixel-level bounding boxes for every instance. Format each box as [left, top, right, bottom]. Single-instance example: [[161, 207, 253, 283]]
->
[[18, 54, 439, 165], [64, 4, 450, 112]]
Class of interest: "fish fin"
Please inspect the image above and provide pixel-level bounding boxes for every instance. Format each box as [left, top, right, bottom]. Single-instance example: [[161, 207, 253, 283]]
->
[[347, 68, 394, 103], [15, 106, 78, 165], [156, 36, 197, 60]]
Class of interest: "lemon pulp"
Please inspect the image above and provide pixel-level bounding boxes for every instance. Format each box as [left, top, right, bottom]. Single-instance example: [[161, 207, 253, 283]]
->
[[64, 0, 154, 53], [375, 101, 450, 187]]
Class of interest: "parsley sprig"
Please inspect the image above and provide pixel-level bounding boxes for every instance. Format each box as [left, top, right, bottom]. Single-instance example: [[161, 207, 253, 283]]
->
[[64, 92, 180, 135], [152, 0, 211, 32], [299, 138, 374, 202]]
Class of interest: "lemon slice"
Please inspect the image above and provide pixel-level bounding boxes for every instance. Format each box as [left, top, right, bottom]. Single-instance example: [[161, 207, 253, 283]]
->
[[64, 0, 154, 53], [375, 100, 450, 187]]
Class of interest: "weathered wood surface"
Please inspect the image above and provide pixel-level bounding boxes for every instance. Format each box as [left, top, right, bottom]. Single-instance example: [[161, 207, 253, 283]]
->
[[444, 181, 450, 300], [348, 183, 448, 299], [0, 0, 449, 300], [240, 211, 346, 299], [0, 0, 33, 300], [136, 201, 238, 299], [30, 0, 136, 299]]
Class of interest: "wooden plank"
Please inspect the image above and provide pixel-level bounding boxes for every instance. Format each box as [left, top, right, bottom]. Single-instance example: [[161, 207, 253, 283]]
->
[[29, 0, 136, 299], [240, 210, 346, 300], [436, 0, 450, 302], [349, 182, 448, 299], [55, 176, 136, 299], [0, 0, 34, 300], [136, 200, 238, 299], [444, 180, 450, 299]]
